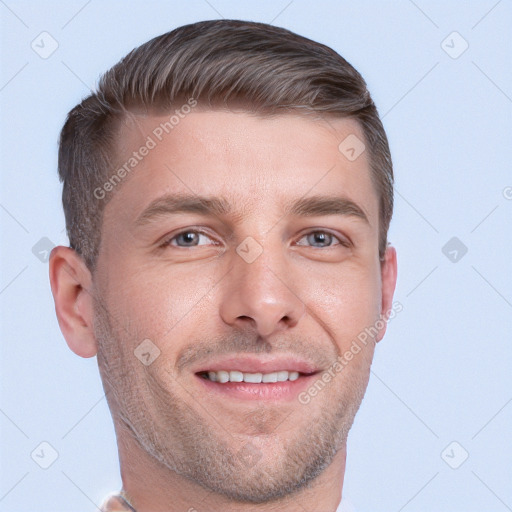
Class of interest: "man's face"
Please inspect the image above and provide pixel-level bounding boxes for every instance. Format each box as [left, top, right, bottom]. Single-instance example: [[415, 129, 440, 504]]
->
[[93, 110, 391, 502]]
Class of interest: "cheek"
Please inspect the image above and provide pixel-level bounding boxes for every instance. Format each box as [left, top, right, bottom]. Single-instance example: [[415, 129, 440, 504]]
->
[[103, 261, 223, 344], [304, 260, 382, 346]]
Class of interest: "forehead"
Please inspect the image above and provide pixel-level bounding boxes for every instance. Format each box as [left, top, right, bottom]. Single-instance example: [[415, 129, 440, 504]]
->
[[106, 110, 377, 224]]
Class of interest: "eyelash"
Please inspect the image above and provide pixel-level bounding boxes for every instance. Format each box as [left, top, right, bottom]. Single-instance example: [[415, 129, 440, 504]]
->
[[160, 229, 351, 249]]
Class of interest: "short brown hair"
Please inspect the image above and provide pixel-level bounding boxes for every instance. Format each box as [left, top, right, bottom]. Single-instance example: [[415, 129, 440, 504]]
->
[[58, 19, 393, 272]]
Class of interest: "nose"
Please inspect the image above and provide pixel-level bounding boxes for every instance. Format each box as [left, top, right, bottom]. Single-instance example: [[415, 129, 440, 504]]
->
[[219, 241, 306, 337]]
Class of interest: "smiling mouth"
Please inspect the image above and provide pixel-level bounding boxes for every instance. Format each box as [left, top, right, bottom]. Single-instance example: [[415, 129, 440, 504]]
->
[[197, 370, 316, 383], [195, 369, 319, 402]]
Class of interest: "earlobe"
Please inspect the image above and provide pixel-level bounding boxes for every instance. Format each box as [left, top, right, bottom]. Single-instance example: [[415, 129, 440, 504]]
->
[[376, 245, 398, 343], [49, 246, 98, 358]]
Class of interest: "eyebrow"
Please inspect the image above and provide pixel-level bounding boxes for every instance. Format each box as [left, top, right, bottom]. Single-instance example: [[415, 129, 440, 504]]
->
[[285, 195, 369, 224], [134, 193, 369, 227], [135, 195, 235, 226]]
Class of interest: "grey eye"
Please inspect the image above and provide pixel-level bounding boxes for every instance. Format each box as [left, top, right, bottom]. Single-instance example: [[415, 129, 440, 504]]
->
[[167, 230, 213, 247], [175, 232, 200, 246], [295, 231, 342, 248], [307, 232, 334, 247]]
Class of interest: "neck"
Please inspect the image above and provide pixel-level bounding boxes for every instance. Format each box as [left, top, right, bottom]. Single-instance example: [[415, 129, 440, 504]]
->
[[115, 421, 346, 512]]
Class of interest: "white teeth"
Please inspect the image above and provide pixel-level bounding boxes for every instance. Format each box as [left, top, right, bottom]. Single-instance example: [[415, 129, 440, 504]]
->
[[244, 372, 262, 383], [276, 370, 289, 382], [288, 371, 299, 381], [262, 372, 277, 383], [217, 370, 229, 383], [203, 370, 303, 383], [229, 370, 243, 382]]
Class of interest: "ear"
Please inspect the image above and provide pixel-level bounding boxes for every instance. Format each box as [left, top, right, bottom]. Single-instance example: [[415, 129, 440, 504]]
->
[[49, 246, 97, 358], [375, 245, 397, 343]]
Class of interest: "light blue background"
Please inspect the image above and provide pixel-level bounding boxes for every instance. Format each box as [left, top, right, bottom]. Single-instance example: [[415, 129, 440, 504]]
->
[[1, 1, 511, 511]]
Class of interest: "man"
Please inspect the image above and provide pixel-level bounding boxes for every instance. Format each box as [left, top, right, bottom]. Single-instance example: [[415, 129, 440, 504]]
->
[[49, 19, 397, 512]]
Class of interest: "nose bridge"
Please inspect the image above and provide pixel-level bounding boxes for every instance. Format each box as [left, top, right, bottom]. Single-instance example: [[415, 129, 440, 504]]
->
[[238, 237, 281, 294], [219, 235, 306, 337]]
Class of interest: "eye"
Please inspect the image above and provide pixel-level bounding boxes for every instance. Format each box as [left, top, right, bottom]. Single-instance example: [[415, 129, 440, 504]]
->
[[295, 230, 350, 248], [162, 229, 217, 248]]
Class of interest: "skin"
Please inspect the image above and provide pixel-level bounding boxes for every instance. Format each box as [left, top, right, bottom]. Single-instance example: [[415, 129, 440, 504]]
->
[[49, 110, 397, 512]]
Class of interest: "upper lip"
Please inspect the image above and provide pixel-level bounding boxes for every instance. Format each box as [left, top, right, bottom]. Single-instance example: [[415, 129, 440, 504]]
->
[[193, 356, 320, 375]]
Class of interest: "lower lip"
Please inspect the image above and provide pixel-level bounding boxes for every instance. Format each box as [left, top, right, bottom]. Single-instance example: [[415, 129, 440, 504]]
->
[[195, 373, 318, 402]]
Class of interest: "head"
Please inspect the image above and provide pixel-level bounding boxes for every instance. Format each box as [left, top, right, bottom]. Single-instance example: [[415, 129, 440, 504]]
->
[[50, 19, 397, 505]]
